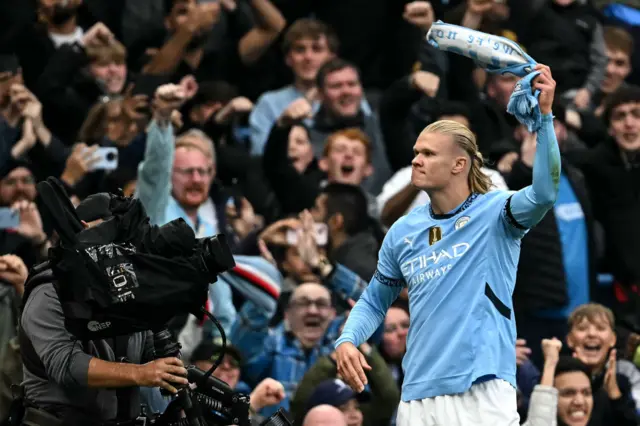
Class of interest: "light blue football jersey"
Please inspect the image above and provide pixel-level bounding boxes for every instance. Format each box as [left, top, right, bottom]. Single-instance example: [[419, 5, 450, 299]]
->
[[336, 113, 560, 403], [379, 191, 524, 400]]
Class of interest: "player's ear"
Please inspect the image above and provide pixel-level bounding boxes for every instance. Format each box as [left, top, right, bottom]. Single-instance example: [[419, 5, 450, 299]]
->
[[451, 156, 467, 176]]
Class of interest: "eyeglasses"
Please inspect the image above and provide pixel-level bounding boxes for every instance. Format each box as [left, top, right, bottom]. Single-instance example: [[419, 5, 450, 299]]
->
[[290, 298, 332, 310], [2, 176, 35, 187], [173, 167, 213, 177], [384, 321, 410, 333], [210, 353, 240, 369]]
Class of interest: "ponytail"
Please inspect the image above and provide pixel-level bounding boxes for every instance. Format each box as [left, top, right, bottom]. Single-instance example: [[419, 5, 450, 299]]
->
[[423, 120, 494, 194], [469, 152, 492, 194]]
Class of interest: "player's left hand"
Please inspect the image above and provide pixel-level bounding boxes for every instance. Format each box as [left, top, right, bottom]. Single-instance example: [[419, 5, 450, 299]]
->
[[533, 64, 556, 115]]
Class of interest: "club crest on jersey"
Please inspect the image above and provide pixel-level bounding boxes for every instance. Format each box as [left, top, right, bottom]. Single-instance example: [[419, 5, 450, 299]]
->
[[455, 216, 470, 230], [428, 226, 442, 246]]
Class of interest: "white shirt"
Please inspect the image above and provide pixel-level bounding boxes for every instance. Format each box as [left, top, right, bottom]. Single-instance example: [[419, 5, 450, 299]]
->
[[49, 27, 84, 48], [376, 166, 509, 215]]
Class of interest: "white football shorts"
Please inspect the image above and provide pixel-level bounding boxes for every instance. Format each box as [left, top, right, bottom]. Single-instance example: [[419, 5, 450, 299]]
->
[[396, 379, 520, 426]]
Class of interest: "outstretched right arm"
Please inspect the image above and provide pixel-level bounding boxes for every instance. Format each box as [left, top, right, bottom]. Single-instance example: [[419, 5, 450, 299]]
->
[[335, 271, 405, 348], [336, 230, 404, 347]]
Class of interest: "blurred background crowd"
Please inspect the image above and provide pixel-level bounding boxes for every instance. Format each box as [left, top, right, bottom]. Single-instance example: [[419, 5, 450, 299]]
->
[[0, 0, 640, 424]]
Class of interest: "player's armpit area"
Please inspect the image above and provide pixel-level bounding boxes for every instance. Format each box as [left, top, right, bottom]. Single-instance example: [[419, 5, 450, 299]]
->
[[373, 269, 405, 287]]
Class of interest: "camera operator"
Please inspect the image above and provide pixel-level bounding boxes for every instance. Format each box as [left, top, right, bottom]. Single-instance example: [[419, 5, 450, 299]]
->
[[18, 198, 189, 426]]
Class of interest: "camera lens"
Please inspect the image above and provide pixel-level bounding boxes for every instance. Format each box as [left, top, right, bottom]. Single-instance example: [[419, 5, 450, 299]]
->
[[106, 152, 117, 161]]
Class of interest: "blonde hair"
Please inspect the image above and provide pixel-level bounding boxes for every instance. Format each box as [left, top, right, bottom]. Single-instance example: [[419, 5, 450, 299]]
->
[[176, 129, 216, 164], [85, 40, 127, 65], [423, 120, 491, 194], [568, 303, 615, 330]]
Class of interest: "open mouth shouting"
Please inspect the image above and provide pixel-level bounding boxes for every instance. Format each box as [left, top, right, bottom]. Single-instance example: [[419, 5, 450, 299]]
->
[[340, 164, 355, 177]]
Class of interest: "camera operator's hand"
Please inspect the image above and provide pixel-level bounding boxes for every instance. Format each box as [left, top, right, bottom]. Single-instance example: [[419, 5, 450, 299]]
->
[[135, 357, 188, 394], [249, 378, 285, 413], [152, 84, 186, 126], [0, 254, 28, 296]]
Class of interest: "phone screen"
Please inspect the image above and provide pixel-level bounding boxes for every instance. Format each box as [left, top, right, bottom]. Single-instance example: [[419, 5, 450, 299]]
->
[[286, 223, 328, 246], [0, 208, 20, 229]]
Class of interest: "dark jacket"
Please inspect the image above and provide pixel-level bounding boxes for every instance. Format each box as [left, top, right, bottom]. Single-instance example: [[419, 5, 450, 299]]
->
[[331, 231, 379, 282], [586, 371, 639, 426], [507, 158, 598, 313], [262, 124, 325, 216], [565, 140, 640, 331], [509, 0, 606, 95], [20, 268, 154, 424], [290, 348, 400, 426]]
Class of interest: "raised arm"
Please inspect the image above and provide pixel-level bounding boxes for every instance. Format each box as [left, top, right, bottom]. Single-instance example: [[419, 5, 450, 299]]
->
[[135, 84, 186, 225], [506, 65, 561, 232]]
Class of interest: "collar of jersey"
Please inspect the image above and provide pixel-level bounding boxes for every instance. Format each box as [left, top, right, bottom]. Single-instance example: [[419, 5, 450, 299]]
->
[[429, 193, 479, 220]]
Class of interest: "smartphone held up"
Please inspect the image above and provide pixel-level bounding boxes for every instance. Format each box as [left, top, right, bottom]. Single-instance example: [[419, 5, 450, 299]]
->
[[286, 223, 328, 247], [0, 208, 20, 230]]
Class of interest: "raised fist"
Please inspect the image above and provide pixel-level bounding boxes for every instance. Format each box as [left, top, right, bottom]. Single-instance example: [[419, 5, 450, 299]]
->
[[541, 337, 562, 364], [403, 1, 435, 31], [278, 98, 312, 126]]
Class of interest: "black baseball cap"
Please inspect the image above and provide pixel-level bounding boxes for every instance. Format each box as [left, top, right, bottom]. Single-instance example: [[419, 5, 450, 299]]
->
[[191, 341, 243, 367], [75, 193, 113, 222], [0, 158, 32, 180], [0, 54, 20, 75]]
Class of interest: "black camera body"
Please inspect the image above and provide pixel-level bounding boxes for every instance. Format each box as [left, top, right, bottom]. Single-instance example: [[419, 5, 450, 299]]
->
[[34, 177, 237, 342]]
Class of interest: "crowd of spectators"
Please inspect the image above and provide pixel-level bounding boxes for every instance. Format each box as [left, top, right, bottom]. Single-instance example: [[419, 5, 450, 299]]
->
[[1, 0, 640, 424]]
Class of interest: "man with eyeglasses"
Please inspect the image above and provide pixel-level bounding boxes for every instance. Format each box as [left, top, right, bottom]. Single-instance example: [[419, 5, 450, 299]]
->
[[189, 341, 287, 424], [136, 84, 236, 340], [232, 282, 364, 418]]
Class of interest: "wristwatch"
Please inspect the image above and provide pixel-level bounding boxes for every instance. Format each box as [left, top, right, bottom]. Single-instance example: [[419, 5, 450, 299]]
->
[[312, 256, 333, 279]]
